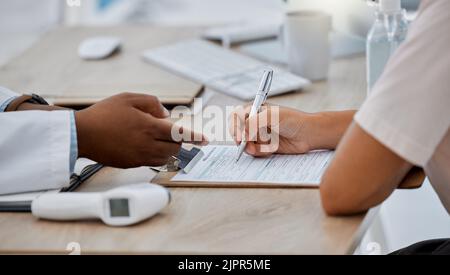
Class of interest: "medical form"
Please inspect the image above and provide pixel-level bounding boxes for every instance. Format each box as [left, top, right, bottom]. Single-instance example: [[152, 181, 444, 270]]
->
[[172, 145, 334, 186]]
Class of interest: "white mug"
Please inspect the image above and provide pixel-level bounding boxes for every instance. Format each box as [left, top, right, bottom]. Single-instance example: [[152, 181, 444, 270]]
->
[[283, 10, 332, 81]]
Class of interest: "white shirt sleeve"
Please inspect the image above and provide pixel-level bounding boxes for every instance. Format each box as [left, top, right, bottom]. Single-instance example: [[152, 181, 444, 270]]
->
[[0, 111, 72, 195], [354, 0, 450, 167], [0, 86, 19, 111], [0, 86, 18, 101]]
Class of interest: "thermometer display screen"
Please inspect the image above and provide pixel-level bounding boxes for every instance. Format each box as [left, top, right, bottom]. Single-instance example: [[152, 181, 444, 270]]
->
[[109, 198, 130, 217]]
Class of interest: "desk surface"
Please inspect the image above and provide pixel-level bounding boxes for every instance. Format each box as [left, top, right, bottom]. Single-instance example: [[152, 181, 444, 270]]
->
[[0, 26, 203, 105], [0, 26, 369, 255]]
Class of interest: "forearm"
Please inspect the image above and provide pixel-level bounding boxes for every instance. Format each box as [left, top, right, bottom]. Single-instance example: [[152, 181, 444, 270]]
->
[[307, 110, 356, 150], [2, 93, 70, 112], [320, 123, 413, 216]]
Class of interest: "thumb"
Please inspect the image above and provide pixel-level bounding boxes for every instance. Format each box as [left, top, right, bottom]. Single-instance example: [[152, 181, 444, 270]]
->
[[171, 125, 209, 146]]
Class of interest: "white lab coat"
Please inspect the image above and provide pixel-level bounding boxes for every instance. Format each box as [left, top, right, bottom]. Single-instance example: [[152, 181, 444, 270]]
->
[[0, 87, 71, 195]]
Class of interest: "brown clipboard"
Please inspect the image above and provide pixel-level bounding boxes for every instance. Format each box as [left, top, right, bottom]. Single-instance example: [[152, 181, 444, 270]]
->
[[151, 166, 425, 189]]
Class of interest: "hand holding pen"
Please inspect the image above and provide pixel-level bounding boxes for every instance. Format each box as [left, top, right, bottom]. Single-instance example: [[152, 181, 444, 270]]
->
[[235, 69, 273, 162]]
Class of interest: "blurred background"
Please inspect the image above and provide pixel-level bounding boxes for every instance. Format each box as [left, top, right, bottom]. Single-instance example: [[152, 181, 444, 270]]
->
[[0, 0, 421, 65], [0, 0, 447, 254]]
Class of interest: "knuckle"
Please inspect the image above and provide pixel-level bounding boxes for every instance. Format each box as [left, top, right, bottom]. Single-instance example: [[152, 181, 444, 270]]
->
[[120, 92, 134, 98], [146, 95, 159, 104], [143, 127, 156, 138], [144, 131, 158, 143]]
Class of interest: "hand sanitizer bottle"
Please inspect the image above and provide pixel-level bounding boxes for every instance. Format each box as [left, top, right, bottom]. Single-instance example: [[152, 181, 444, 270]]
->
[[366, 0, 409, 95]]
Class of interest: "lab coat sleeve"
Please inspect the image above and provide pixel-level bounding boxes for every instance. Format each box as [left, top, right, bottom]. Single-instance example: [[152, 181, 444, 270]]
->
[[69, 112, 78, 174], [0, 111, 72, 195], [0, 86, 18, 111]]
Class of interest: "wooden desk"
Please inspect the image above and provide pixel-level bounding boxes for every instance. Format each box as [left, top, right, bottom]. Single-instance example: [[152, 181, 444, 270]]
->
[[0, 26, 371, 255], [0, 26, 203, 106]]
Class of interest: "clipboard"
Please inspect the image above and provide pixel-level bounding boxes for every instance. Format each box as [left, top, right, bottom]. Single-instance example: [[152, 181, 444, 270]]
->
[[151, 147, 426, 189]]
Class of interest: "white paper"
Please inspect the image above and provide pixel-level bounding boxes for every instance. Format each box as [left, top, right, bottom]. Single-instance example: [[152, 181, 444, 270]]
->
[[172, 145, 334, 185]]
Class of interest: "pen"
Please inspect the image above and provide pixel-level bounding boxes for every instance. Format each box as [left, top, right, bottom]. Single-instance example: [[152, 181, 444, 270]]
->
[[235, 69, 273, 162]]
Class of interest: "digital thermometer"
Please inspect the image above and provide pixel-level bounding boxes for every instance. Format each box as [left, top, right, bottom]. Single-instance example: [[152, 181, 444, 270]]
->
[[31, 183, 170, 226]]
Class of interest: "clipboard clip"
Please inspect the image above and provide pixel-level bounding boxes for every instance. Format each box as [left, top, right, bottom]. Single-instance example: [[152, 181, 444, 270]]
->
[[150, 147, 204, 173]]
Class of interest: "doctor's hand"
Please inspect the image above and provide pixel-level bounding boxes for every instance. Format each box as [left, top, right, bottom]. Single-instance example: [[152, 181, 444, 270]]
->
[[75, 93, 207, 168], [229, 104, 354, 157]]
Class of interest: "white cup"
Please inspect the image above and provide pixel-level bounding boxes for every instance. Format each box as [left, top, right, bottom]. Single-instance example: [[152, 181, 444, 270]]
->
[[283, 10, 332, 81]]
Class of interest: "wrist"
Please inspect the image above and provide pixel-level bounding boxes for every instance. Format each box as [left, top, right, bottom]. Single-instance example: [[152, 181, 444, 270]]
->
[[16, 102, 68, 111], [16, 102, 48, 111], [74, 110, 89, 159], [306, 111, 355, 150], [5, 94, 55, 112], [303, 113, 330, 151]]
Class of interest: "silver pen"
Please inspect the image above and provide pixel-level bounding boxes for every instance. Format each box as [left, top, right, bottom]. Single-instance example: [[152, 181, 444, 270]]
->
[[236, 69, 273, 162]]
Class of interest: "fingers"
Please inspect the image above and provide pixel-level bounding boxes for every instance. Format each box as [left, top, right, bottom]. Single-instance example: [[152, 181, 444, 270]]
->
[[231, 105, 279, 157], [147, 117, 208, 145], [152, 140, 181, 158], [229, 111, 243, 145], [151, 118, 176, 141], [143, 141, 180, 167], [229, 104, 276, 144], [126, 93, 170, 118], [244, 119, 278, 157], [229, 105, 253, 145], [244, 107, 273, 142], [245, 142, 278, 157], [175, 126, 209, 146]]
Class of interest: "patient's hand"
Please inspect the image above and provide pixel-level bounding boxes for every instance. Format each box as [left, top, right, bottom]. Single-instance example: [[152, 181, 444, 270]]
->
[[229, 104, 315, 157], [75, 93, 207, 168], [229, 104, 356, 157]]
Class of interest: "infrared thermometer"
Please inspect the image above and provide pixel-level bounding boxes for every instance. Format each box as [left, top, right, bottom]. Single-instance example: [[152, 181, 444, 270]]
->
[[31, 183, 170, 226]]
